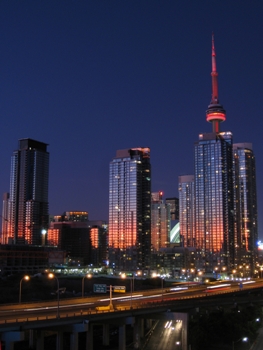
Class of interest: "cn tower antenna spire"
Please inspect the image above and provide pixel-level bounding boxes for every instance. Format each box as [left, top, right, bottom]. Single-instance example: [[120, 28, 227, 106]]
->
[[206, 33, 226, 133], [211, 33, 218, 102]]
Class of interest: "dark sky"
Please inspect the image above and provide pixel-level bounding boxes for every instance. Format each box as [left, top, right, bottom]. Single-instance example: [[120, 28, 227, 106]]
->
[[0, 1, 262, 237]]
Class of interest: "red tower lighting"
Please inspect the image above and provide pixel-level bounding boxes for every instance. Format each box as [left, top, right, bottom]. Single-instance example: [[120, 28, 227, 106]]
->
[[206, 34, 226, 133]]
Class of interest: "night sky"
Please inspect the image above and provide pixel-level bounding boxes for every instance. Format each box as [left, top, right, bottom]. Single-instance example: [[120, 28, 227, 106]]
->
[[0, 1, 262, 237]]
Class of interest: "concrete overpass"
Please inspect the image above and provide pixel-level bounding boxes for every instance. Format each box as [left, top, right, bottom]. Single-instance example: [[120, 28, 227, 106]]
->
[[0, 286, 262, 350]]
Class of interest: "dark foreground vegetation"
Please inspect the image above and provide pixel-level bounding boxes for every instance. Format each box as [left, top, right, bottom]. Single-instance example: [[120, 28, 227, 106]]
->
[[189, 303, 262, 349]]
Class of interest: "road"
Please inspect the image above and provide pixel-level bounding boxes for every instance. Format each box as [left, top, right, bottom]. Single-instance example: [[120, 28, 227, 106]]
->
[[144, 319, 182, 350], [0, 279, 263, 324]]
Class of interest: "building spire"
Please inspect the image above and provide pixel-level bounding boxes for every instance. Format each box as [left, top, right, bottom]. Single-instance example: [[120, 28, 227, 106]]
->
[[206, 33, 226, 133]]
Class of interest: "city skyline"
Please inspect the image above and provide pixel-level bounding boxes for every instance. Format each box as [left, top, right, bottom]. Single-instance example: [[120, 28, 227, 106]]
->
[[0, 2, 262, 237]]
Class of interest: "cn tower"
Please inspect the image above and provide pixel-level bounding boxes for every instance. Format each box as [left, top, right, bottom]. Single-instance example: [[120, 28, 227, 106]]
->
[[206, 34, 226, 132], [193, 34, 234, 272]]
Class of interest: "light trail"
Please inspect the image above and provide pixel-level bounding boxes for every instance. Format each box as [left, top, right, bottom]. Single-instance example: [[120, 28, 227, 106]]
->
[[206, 283, 231, 289], [23, 302, 94, 311]]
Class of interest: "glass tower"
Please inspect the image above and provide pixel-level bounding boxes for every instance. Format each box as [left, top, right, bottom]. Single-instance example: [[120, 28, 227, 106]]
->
[[233, 143, 258, 271], [194, 132, 235, 271], [9, 139, 49, 245], [1, 193, 10, 244], [178, 175, 195, 247], [165, 197, 179, 221], [151, 191, 171, 252], [109, 148, 151, 271]]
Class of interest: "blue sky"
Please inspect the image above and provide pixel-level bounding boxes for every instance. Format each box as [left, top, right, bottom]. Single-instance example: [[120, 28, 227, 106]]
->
[[0, 1, 262, 236]]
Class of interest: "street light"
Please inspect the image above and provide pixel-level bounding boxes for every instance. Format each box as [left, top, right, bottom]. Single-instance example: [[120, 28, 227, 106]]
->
[[19, 275, 30, 303], [48, 273, 60, 318], [41, 229, 47, 246], [232, 337, 248, 350], [82, 273, 92, 297], [197, 271, 203, 283]]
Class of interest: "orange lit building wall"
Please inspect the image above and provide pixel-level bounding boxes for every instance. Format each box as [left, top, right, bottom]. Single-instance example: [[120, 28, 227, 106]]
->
[[178, 175, 195, 247], [151, 201, 170, 251], [108, 148, 151, 270], [194, 132, 234, 268], [48, 228, 59, 246], [90, 227, 99, 248]]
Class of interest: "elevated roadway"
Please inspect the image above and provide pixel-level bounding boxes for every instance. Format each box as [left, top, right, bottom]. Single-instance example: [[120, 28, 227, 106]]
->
[[0, 279, 263, 349]]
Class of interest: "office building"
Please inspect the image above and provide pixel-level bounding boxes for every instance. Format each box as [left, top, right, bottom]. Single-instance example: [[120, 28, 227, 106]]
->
[[0, 244, 64, 276], [7, 139, 49, 246], [178, 175, 195, 247], [90, 224, 108, 266], [155, 246, 196, 276], [194, 132, 235, 270], [233, 143, 258, 271], [51, 211, 88, 223], [194, 35, 235, 271], [48, 221, 91, 265], [151, 191, 171, 252], [108, 148, 151, 271], [166, 197, 179, 221], [1, 193, 10, 244]]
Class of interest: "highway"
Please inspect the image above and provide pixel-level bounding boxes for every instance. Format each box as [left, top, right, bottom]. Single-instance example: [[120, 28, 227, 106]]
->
[[144, 319, 183, 350], [0, 278, 263, 324]]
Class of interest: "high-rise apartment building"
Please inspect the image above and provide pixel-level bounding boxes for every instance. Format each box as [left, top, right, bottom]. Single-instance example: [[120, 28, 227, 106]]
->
[[194, 35, 235, 271], [7, 139, 49, 245], [233, 143, 258, 271], [194, 132, 235, 270], [109, 148, 151, 271], [178, 175, 195, 247], [90, 224, 108, 266], [165, 197, 179, 221], [151, 191, 171, 252], [1, 193, 10, 244]]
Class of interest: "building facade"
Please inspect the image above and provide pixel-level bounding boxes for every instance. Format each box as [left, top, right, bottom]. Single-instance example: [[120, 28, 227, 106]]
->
[[233, 143, 258, 272], [1, 193, 10, 244], [178, 175, 195, 247], [5, 139, 49, 246], [48, 221, 91, 265], [194, 132, 235, 271], [108, 148, 151, 271], [89, 224, 108, 266], [151, 191, 171, 252], [165, 197, 179, 221]]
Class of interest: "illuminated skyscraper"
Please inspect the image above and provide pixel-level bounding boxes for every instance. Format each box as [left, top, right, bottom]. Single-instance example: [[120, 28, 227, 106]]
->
[[8, 139, 49, 245], [151, 191, 170, 251], [233, 143, 258, 270], [1, 193, 10, 244], [194, 132, 235, 270], [109, 148, 151, 271], [194, 35, 235, 271], [178, 175, 194, 247], [166, 197, 179, 221]]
